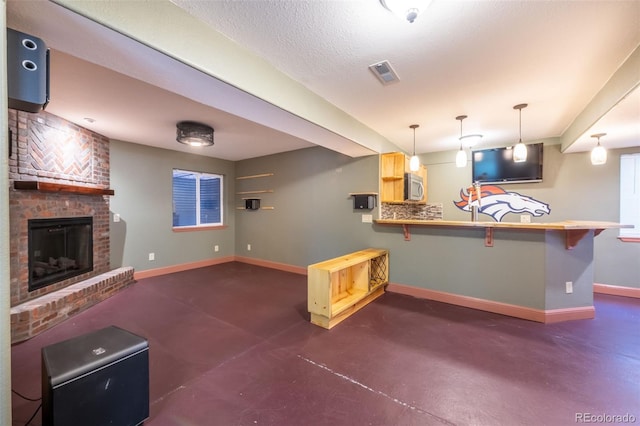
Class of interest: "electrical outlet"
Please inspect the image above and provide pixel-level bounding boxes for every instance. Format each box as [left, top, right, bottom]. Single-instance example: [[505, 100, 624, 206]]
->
[[247, 244, 251, 251], [214, 245, 219, 252], [362, 214, 373, 223], [520, 215, 531, 223], [113, 213, 120, 223], [565, 281, 573, 294], [149, 252, 155, 261]]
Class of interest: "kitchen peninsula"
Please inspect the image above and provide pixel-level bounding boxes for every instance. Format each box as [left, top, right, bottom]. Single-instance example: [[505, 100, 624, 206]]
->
[[374, 219, 629, 323]]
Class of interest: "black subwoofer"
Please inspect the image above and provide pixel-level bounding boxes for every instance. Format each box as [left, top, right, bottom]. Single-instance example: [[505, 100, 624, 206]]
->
[[7, 28, 50, 113], [41, 326, 149, 426]]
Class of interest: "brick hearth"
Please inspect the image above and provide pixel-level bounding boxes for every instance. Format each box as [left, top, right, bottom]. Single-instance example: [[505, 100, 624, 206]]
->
[[8, 108, 134, 342], [10, 268, 134, 343]]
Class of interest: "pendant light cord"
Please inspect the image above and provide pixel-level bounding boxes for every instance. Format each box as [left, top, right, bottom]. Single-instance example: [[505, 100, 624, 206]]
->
[[518, 107, 522, 143], [413, 128, 416, 155], [513, 103, 528, 143], [455, 115, 467, 149], [410, 124, 419, 155]]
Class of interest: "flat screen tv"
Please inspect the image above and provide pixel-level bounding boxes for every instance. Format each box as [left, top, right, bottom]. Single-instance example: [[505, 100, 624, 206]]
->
[[472, 143, 543, 184]]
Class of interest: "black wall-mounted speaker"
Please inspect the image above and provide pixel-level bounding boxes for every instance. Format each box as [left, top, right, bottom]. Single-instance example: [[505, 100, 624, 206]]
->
[[41, 326, 149, 426], [245, 198, 261, 210], [7, 28, 50, 113], [353, 194, 375, 210]]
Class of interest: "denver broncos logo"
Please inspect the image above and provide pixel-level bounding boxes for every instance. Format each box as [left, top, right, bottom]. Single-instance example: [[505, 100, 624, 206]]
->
[[454, 185, 550, 222]]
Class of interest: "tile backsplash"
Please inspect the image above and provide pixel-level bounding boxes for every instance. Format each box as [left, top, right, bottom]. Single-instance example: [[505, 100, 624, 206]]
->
[[381, 202, 443, 220]]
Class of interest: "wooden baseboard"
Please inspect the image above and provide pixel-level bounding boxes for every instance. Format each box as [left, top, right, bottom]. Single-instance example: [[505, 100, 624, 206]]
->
[[133, 256, 235, 280], [593, 283, 640, 299], [543, 306, 595, 322], [133, 259, 627, 323], [133, 256, 307, 281], [386, 282, 594, 323], [234, 256, 307, 275]]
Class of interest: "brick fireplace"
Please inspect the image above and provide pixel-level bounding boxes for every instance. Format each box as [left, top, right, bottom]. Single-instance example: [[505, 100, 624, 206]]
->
[[8, 108, 134, 343]]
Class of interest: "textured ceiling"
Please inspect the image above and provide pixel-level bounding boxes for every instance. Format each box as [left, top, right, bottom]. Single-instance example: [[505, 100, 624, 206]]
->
[[6, 0, 640, 161], [171, 0, 640, 153]]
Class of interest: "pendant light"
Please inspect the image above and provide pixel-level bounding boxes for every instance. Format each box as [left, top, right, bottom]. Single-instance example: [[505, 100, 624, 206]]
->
[[409, 124, 420, 172], [590, 133, 607, 165], [513, 103, 528, 163], [455, 115, 468, 168]]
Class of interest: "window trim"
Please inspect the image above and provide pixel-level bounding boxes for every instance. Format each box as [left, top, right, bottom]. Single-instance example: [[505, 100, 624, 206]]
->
[[172, 169, 224, 229], [172, 224, 227, 233], [619, 153, 640, 239], [618, 236, 640, 243]]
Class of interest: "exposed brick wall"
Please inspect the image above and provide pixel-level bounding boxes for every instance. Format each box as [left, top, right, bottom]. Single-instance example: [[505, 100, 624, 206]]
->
[[8, 109, 132, 342], [9, 108, 112, 306], [9, 191, 110, 305]]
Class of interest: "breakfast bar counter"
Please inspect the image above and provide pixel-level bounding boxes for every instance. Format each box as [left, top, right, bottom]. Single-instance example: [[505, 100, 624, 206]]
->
[[374, 219, 628, 248], [372, 219, 630, 323]]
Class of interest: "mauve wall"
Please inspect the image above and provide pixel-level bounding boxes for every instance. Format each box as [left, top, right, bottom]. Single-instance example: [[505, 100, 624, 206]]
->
[[8, 109, 111, 306]]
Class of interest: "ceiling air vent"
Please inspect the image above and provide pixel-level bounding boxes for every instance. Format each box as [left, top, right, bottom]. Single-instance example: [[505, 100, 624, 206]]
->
[[369, 60, 400, 85]]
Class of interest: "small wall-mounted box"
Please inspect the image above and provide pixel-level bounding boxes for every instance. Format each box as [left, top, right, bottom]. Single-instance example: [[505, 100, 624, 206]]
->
[[353, 194, 375, 210], [245, 198, 261, 210]]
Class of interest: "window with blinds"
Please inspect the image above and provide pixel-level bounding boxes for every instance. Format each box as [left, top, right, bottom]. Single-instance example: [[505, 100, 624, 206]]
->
[[173, 169, 223, 228], [620, 153, 640, 238]]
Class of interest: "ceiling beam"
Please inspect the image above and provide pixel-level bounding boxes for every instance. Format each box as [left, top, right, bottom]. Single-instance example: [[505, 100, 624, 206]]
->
[[561, 44, 640, 152], [52, 0, 401, 157]]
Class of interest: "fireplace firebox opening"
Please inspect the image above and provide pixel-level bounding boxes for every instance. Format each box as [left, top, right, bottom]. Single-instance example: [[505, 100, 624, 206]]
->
[[28, 216, 93, 292]]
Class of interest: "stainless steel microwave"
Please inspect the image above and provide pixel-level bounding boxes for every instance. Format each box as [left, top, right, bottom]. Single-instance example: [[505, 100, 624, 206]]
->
[[404, 173, 424, 201]]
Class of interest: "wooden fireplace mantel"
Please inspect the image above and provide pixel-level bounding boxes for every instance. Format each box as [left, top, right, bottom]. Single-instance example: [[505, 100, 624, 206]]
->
[[14, 181, 115, 196]]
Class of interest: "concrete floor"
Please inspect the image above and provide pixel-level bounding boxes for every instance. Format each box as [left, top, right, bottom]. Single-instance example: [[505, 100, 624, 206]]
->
[[11, 262, 640, 425]]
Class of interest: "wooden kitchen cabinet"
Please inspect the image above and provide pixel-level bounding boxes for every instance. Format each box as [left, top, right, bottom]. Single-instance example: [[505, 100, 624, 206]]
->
[[307, 248, 389, 329], [380, 152, 427, 203], [380, 152, 405, 203]]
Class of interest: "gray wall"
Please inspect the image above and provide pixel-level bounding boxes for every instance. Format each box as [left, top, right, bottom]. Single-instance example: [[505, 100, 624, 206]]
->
[[110, 140, 236, 271], [234, 143, 639, 292], [424, 142, 640, 288], [111, 140, 639, 293], [234, 147, 381, 266]]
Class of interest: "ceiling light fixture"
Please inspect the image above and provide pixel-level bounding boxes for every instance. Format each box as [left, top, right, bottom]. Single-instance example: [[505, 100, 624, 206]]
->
[[409, 124, 420, 172], [459, 134, 483, 148], [455, 115, 468, 168], [380, 0, 431, 23], [513, 103, 528, 163], [455, 116, 483, 168], [176, 121, 214, 147], [590, 133, 607, 165]]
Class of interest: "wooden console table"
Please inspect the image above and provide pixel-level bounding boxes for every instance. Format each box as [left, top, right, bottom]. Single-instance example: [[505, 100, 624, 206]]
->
[[307, 248, 388, 329]]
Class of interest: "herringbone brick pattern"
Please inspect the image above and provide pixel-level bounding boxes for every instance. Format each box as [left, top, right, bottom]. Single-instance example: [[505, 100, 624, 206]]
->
[[28, 118, 93, 181]]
